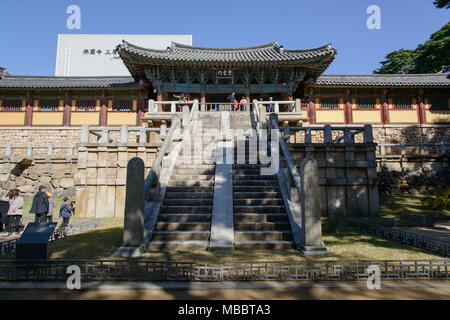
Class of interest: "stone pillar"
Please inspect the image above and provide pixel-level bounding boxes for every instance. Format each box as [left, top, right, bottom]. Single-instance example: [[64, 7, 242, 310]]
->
[[120, 125, 129, 144], [182, 106, 190, 129], [123, 157, 145, 247], [299, 156, 328, 255], [364, 125, 379, 216]]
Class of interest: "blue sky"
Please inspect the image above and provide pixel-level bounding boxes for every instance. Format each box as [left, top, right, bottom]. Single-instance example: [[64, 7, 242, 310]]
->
[[0, 0, 448, 76]]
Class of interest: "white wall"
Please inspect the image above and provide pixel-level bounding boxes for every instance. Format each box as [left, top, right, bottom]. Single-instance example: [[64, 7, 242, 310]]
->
[[55, 34, 193, 77]]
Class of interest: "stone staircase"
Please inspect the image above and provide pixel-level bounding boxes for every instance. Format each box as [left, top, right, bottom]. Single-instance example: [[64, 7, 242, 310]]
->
[[147, 113, 220, 250], [231, 112, 294, 249]]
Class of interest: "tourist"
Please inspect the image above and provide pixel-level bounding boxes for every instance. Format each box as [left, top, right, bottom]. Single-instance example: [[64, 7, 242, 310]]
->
[[227, 92, 236, 111], [173, 93, 186, 111], [0, 192, 9, 235], [1, 189, 23, 234], [29, 185, 49, 223], [268, 97, 274, 113], [240, 97, 247, 111], [60, 197, 75, 227], [47, 192, 55, 223]]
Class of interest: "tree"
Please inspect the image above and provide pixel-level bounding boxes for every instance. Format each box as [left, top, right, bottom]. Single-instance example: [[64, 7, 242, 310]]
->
[[374, 22, 450, 74], [434, 0, 449, 9], [412, 22, 450, 73], [374, 49, 417, 74]]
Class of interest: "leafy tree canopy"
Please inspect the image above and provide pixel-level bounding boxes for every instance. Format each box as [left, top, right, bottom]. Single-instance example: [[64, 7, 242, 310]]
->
[[374, 22, 450, 74], [434, 0, 449, 9]]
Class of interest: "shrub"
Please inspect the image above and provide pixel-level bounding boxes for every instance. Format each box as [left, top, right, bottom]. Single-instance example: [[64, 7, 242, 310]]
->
[[421, 187, 450, 211]]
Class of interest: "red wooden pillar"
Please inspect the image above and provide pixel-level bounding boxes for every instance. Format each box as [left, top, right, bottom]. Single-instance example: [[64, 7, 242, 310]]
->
[[100, 102, 108, 126], [382, 102, 389, 124], [345, 101, 353, 124], [63, 104, 71, 126], [25, 104, 33, 126], [308, 101, 316, 124], [137, 100, 145, 127], [418, 102, 426, 124]]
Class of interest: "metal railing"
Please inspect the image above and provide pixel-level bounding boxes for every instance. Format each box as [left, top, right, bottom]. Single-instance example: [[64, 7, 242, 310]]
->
[[0, 259, 447, 281]]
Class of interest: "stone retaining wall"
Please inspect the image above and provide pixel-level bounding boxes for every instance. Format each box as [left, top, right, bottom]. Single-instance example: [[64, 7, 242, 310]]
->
[[0, 125, 448, 149], [0, 157, 77, 198]]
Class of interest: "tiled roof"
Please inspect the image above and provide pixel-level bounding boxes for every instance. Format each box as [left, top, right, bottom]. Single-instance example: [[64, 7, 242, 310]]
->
[[316, 73, 450, 87], [118, 41, 337, 64], [118, 41, 337, 81], [0, 76, 140, 89]]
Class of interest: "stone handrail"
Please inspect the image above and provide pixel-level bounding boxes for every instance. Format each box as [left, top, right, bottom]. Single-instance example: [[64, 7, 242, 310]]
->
[[0, 145, 76, 159], [288, 125, 375, 144], [80, 125, 160, 144], [378, 142, 449, 157], [200, 102, 251, 112], [255, 99, 300, 113], [148, 100, 195, 113], [269, 114, 303, 205], [270, 113, 328, 254], [144, 115, 181, 201]]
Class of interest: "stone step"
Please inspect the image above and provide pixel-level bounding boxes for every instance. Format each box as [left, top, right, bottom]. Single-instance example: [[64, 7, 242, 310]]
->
[[232, 186, 280, 192], [168, 180, 215, 187], [173, 169, 215, 175], [171, 175, 215, 181], [147, 240, 209, 251], [166, 186, 214, 193], [232, 164, 272, 169], [163, 198, 213, 206], [152, 231, 210, 241], [234, 213, 289, 223], [174, 164, 216, 170], [154, 222, 210, 231], [233, 175, 277, 181], [234, 240, 294, 250], [234, 206, 286, 213], [235, 222, 291, 231], [233, 192, 282, 199], [165, 192, 214, 199], [235, 230, 293, 241], [160, 206, 212, 213], [232, 169, 270, 175], [158, 213, 211, 222], [233, 198, 284, 206], [233, 180, 278, 186]]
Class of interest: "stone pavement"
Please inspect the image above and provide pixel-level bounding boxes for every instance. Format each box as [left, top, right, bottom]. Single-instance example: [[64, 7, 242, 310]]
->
[[0, 281, 448, 300], [393, 226, 450, 244]]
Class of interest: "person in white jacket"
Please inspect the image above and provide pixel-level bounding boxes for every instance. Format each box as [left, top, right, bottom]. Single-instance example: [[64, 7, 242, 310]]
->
[[1, 189, 24, 234]]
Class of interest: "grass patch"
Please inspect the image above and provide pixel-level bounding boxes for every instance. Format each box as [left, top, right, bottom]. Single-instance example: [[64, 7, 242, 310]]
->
[[379, 193, 448, 218], [0, 194, 446, 262]]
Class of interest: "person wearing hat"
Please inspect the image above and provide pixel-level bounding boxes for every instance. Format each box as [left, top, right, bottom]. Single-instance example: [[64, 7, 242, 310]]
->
[[46, 192, 56, 223], [1, 189, 24, 234], [60, 197, 75, 227], [29, 185, 49, 223]]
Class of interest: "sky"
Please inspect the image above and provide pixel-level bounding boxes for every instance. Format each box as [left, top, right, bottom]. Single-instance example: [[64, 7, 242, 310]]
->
[[0, 0, 448, 76]]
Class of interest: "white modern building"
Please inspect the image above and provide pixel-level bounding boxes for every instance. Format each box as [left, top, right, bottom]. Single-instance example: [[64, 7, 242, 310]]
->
[[55, 34, 193, 76]]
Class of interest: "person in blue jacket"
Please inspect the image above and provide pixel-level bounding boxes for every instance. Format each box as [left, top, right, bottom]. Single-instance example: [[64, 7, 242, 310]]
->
[[60, 197, 75, 227]]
